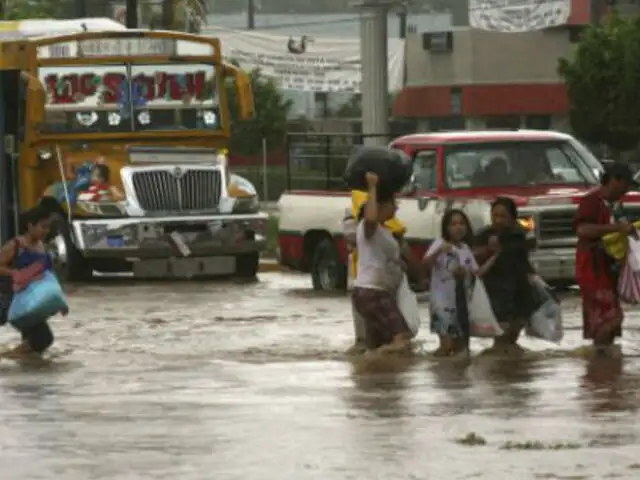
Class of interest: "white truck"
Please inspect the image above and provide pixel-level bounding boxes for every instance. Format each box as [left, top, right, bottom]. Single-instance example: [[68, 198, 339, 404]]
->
[[277, 130, 640, 290]]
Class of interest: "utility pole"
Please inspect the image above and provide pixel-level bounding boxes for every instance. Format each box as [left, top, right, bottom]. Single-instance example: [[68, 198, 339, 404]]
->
[[126, 0, 138, 28], [354, 0, 400, 146], [162, 0, 174, 29], [247, 0, 255, 29], [591, 0, 603, 25]]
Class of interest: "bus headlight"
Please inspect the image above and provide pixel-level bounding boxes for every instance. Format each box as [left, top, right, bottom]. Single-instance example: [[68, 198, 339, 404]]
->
[[232, 195, 259, 213]]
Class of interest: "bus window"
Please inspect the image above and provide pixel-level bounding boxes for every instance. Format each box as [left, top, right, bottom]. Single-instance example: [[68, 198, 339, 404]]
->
[[130, 63, 219, 131], [39, 65, 130, 133]]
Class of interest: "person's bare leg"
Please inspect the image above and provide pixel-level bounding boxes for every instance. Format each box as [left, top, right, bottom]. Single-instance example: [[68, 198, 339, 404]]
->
[[2, 342, 33, 359], [434, 334, 452, 356]]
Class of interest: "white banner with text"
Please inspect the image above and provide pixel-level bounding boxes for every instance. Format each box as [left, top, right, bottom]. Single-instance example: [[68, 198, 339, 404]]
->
[[469, 0, 571, 32], [203, 26, 405, 93]]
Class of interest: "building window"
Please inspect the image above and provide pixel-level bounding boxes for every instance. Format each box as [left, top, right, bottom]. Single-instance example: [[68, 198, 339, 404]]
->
[[485, 115, 520, 129], [525, 115, 551, 129], [430, 116, 466, 131], [450, 87, 462, 115]]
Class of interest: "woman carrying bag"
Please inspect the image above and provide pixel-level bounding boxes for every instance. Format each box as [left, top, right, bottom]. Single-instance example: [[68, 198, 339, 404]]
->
[[0, 205, 68, 360]]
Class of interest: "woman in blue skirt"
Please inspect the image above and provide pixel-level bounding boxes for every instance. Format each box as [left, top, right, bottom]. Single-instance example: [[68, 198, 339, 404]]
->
[[0, 205, 68, 359]]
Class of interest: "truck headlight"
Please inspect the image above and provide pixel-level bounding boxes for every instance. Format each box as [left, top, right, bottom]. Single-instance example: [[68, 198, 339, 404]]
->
[[232, 195, 259, 213]]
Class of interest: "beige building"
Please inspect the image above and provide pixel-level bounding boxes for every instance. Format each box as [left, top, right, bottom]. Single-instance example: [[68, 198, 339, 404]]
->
[[393, 0, 640, 132]]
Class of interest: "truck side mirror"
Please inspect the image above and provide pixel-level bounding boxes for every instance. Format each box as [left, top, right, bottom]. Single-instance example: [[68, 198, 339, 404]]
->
[[224, 65, 255, 121], [400, 175, 417, 196]]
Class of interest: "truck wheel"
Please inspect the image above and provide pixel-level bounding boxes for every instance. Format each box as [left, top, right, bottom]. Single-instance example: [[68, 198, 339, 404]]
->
[[311, 238, 347, 291], [236, 252, 259, 279], [49, 217, 93, 282]]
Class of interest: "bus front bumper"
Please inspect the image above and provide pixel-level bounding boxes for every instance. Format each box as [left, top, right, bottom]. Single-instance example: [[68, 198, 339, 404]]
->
[[69, 213, 268, 262]]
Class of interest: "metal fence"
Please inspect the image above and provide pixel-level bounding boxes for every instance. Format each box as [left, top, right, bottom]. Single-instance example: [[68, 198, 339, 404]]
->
[[231, 133, 393, 201]]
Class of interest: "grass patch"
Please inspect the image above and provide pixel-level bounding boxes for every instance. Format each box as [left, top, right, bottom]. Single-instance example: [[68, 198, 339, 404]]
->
[[264, 215, 279, 258], [455, 432, 487, 446], [500, 440, 582, 451]]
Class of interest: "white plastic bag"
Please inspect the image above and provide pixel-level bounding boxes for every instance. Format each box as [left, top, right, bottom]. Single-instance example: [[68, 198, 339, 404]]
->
[[397, 274, 420, 337], [526, 276, 564, 343], [627, 231, 640, 272], [618, 259, 640, 304], [468, 278, 503, 338]]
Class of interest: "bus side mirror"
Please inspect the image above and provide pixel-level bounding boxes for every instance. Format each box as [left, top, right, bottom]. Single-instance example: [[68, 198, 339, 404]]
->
[[225, 65, 255, 121], [20, 71, 45, 127]]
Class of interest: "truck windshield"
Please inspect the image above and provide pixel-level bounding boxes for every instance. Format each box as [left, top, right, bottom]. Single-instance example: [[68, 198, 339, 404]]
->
[[444, 141, 598, 190], [39, 63, 220, 133]]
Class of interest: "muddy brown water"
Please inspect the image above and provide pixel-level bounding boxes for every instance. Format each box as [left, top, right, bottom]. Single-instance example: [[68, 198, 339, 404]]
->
[[0, 272, 639, 480]]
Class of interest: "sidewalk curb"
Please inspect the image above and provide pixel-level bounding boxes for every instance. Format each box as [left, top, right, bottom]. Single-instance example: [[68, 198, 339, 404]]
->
[[259, 259, 286, 273]]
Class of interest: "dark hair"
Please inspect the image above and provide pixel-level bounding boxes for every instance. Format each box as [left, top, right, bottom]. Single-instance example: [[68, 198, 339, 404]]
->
[[93, 163, 110, 183], [441, 208, 473, 244], [21, 205, 52, 233], [491, 196, 518, 220], [357, 193, 396, 221]]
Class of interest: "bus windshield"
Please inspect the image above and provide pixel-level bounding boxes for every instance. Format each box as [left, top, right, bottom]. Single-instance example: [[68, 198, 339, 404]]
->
[[39, 62, 220, 133]]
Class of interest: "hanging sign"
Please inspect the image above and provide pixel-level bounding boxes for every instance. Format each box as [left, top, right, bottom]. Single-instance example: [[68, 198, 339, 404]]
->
[[202, 26, 405, 93], [468, 0, 572, 33]]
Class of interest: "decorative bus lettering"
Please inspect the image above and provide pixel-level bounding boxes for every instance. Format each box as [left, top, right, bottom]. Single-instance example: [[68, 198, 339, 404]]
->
[[43, 71, 207, 104]]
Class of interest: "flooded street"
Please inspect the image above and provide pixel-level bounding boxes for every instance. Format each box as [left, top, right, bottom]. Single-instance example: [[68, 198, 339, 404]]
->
[[1, 272, 640, 479]]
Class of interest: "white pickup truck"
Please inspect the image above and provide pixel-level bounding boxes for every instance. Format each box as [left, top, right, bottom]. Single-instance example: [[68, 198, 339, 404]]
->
[[277, 130, 640, 290]]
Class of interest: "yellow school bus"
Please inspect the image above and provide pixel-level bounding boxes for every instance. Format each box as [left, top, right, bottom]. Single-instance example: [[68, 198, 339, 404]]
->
[[0, 19, 266, 280]]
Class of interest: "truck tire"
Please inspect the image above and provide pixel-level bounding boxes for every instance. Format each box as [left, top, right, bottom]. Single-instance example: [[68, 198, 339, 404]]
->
[[311, 238, 347, 291], [236, 252, 259, 279], [49, 216, 93, 282]]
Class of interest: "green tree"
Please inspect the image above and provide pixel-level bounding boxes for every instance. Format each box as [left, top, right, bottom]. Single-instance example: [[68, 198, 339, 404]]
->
[[3, 0, 74, 19], [558, 12, 640, 150], [226, 68, 293, 155]]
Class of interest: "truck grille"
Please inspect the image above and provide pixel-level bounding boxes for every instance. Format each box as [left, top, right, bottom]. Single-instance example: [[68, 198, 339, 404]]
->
[[132, 169, 221, 213], [538, 210, 576, 241]]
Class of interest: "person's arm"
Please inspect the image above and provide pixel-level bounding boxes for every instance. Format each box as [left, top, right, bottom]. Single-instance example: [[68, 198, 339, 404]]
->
[[363, 173, 379, 239], [109, 185, 125, 201], [476, 253, 498, 277], [575, 195, 631, 239], [472, 230, 498, 263], [422, 238, 446, 272], [577, 221, 630, 238], [0, 240, 18, 277]]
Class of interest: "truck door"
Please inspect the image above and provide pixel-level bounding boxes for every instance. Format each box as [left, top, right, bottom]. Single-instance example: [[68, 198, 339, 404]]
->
[[0, 70, 22, 243]]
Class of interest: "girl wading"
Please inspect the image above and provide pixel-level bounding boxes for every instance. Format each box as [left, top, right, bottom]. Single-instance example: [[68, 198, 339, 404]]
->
[[423, 209, 497, 356], [473, 197, 538, 353], [574, 164, 636, 355], [351, 172, 411, 352], [0, 206, 68, 359]]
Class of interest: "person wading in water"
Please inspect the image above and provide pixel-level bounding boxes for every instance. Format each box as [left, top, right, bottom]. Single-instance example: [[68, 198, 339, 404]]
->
[[574, 163, 636, 356], [351, 173, 412, 353], [0, 205, 68, 359]]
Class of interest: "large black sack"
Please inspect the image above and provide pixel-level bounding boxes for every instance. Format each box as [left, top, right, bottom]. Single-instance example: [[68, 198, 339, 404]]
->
[[344, 146, 412, 194]]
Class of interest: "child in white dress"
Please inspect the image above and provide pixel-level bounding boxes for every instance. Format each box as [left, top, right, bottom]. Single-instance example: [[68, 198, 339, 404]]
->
[[423, 209, 496, 356]]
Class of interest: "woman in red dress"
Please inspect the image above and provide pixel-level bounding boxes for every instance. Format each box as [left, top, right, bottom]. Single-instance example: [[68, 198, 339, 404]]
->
[[574, 164, 637, 353]]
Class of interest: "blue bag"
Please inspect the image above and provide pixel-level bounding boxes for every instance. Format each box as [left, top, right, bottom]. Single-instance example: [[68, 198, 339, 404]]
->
[[8, 271, 67, 329]]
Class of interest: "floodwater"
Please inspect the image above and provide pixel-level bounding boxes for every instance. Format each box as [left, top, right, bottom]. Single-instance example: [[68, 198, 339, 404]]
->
[[1, 273, 640, 480]]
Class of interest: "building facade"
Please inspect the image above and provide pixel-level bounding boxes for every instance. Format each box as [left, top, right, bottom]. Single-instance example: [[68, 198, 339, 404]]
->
[[392, 0, 640, 132]]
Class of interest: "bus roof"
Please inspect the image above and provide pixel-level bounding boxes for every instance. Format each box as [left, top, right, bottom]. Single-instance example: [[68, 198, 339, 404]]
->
[[0, 18, 126, 41]]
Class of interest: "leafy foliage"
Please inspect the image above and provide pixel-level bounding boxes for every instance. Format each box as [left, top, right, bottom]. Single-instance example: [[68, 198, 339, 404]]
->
[[226, 69, 294, 155], [3, 0, 75, 19], [558, 12, 640, 150]]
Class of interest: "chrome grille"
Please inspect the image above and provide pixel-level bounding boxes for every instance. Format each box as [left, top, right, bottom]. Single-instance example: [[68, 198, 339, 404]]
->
[[538, 210, 576, 241], [132, 169, 222, 213]]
